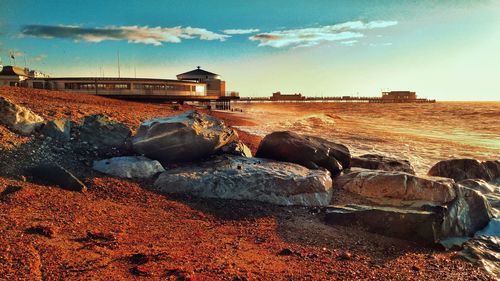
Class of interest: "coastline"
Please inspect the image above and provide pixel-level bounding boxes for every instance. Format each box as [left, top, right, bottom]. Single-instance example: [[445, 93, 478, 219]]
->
[[0, 87, 495, 280]]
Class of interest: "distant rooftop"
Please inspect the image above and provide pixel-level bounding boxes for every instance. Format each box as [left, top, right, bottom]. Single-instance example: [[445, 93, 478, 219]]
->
[[177, 66, 220, 80]]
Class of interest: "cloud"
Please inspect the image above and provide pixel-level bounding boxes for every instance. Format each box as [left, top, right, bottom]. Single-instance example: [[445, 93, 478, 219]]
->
[[32, 54, 47, 61], [21, 25, 230, 46], [223, 28, 260, 35], [340, 40, 358, 46], [249, 20, 397, 48], [10, 50, 25, 57]]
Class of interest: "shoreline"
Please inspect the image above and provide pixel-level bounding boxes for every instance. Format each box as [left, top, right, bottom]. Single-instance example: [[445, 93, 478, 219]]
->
[[0, 86, 495, 280]]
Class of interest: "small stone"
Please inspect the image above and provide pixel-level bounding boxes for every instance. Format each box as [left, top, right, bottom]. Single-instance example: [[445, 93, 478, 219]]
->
[[130, 265, 152, 276], [277, 248, 294, 256], [26, 225, 56, 238], [337, 251, 352, 261], [87, 230, 116, 241], [129, 253, 150, 265], [411, 265, 420, 271]]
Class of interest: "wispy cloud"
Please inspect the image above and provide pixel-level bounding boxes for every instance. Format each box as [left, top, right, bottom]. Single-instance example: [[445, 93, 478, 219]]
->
[[21, 25, 230, 46], [340, 40, 358, 46], [249, 20, 397, 48], [223, 28, 260, 35], [32, 54, 47, 61]]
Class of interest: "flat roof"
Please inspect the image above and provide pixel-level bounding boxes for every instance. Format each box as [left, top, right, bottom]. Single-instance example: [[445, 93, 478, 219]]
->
[[30, 77, 204, 84]]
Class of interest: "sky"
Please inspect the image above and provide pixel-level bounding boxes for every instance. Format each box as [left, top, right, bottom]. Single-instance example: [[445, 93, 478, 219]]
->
[[0, 0, 499, 100]]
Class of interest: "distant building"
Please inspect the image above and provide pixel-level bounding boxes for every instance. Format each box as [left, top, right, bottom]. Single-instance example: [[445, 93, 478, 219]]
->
[[381, 91, 417, 100], [270, 91, 305, 101], [0, 65, 30, 86]]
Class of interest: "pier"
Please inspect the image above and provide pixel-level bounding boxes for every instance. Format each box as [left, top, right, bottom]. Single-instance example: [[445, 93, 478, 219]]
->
[[238, 91, 435, 103]]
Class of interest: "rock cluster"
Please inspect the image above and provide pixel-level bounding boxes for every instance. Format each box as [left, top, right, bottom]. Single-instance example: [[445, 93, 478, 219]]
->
[[1, 96, 497, 246]]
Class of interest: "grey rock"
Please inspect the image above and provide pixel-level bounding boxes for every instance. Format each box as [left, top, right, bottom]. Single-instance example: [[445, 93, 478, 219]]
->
[[325, 204, 444, 244], [93, 156, 165, 178], [220, 140, 252, 157], [428, 159, 500, 182], [0, 96, 44, 135], [78, 114, 131, 151], [154, 156, 333, 206], [335, 168, 456, 207], [351, 154, 415, 174], [27, 164, 87, 192], [42, 119, 71, 140], [460, 236, 500, 279], [442, 186, 494, 237], [132, 110, 238, 163], [256, 131, 350, 176]]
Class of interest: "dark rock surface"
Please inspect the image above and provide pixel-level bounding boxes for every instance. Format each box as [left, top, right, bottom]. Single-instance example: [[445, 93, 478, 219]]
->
[[78, 114, 131, 153], [256, 131, 350, 176], [351, 154, 415, 174], [324, 204, 444, 244], [26, 164, 87, 192], [428, 159, 500, 182], [41, 119, 71, 140], [132, 110, 238, 163]]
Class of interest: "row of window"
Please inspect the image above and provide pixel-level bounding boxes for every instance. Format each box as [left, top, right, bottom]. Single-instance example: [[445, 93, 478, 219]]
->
[[64, 82, 198, 92]]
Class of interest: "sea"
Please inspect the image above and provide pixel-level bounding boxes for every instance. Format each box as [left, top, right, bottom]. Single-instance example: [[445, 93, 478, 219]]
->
[[231, 101, 500, 278]]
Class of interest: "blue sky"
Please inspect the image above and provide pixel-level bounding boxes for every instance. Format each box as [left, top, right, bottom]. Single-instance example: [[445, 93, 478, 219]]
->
[[1, 0, 499, 100]]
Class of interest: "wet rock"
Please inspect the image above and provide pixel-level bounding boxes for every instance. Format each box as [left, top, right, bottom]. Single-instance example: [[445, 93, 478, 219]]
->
[[458, 179, 497, 194], [41, 119, 71, 140], [256, 131, 350, 176], [220, 140, 252, 157], [428, 159, 500, 182], [132, 110, 238, 163], [325, 204, 444, 244], [26, 164, 87, 192], [335, 168, 456, 207], [93, 156, 165, 179], [460, 236, 500, 279], [442, 186, 494, 238], [0, 96, 44, 135], [154, 156, 333, 206], [351, 154, 415, 174], [78, 114, 131, 152]]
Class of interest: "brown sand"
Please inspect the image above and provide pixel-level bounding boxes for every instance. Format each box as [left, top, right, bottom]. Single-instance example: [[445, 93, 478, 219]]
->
[[0, 87, 493, 280]]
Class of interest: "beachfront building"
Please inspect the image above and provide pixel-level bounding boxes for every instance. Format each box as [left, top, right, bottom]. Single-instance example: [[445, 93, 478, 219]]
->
[[25, 77, 207, 97], [177, 66, 238, 97], [382, 91, 417, 100], [0, 65, 30, 86]]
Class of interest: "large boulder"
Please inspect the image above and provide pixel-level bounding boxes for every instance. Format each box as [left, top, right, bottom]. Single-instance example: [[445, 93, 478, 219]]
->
[[154, 156, 333, 206], [93, 156, 165, 179], [325, 204, 444, 244], [132, 110, 238, 163], [428, 159, 500, 182], [78, 114, 131, 152], [0, 96, 44, 135], [335, 168, 456, 207], [41, 119, 71, 140], [351, 154, 415, 174], [255, 131, 350, 176]]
